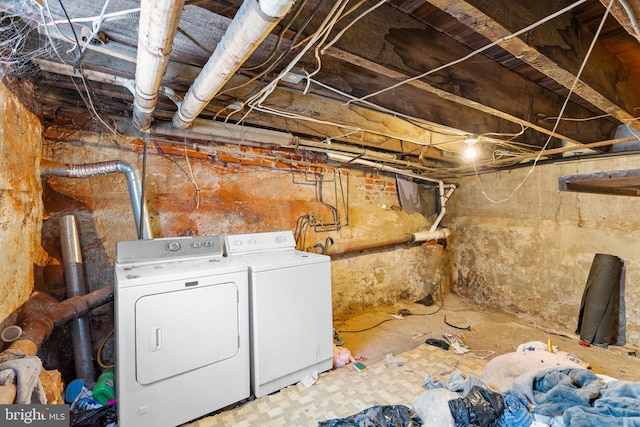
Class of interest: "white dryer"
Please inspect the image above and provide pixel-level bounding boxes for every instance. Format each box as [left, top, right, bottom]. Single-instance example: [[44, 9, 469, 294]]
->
[[115, 236, 249, 427], [224, 231, 333, 398]]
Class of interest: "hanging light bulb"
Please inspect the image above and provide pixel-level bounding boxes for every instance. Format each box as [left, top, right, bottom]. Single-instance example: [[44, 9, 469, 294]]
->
[[463, 135, 479, 160]]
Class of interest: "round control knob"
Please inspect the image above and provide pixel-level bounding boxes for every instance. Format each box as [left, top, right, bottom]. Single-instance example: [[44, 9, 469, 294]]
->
[[168, 241, 181, 252], [275, 235, 287, 244]]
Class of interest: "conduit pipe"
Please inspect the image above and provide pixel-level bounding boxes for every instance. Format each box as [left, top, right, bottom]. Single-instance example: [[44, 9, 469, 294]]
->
[[59, 215, 95, 382], [153, 120, 429, 169], [133, 0, 186, 131], [41, 160, 153, 239], [172, 0, 295, 129]]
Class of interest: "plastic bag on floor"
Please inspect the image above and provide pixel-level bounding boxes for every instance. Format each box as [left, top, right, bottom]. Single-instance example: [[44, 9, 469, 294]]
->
[[412, 388, 458, 427], [318, 405, 423, 427], [448, 385, 504, 427], [71, 403, 117, 427]]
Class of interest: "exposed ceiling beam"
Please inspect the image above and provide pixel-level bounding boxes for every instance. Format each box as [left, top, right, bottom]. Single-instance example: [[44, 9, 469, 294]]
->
[[299, 0, 617, 146], [426, 0, 640, 131]]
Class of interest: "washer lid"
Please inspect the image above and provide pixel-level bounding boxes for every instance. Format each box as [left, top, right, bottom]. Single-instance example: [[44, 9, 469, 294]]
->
[[230, 250, 329, 272]]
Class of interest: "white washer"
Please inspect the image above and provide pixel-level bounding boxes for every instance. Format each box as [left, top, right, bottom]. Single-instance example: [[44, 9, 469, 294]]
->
[[115, 236, 249, 427], [224, 231, 333, 398]]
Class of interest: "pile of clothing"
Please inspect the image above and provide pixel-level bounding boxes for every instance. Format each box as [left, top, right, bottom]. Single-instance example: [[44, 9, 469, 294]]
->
[[318, 341, 640, 427]]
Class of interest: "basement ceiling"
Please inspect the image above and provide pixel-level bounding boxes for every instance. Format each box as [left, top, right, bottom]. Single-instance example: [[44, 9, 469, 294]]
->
[[3, 0, 640, 178]]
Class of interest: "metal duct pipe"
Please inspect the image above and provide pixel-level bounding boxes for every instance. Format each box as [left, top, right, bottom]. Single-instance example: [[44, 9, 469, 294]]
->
[[41, 160, 153, 239], [172, 0, 295, 129], [59, 215, 95, 382], [133, 0, 186, 131]]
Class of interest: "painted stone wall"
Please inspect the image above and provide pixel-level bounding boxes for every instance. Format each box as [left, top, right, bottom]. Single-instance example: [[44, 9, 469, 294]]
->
[[0, 79, 46, 326], [449, 155, 640, 346], [42, 129, 450, 320]]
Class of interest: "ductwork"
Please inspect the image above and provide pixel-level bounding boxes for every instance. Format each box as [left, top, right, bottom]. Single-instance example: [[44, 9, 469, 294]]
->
[[59, 215, 95, 382], [172, 0, 295, 129], [132, 0, 186, 131], [41, 160, 153, 239]]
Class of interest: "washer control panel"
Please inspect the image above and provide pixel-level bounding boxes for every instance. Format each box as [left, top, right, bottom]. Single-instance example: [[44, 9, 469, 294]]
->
[[116, 235, 223, 265], [225, 231, 296, 255]]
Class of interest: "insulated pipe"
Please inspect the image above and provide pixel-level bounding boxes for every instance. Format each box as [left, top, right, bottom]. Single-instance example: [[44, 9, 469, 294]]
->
[[41, 160, 153, 239], [59, 215, 95, 382], [172, 0, 295, 129], [132, 0, 186, 131]]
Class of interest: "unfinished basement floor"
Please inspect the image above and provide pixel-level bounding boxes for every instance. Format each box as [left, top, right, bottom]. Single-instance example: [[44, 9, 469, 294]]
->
[[183, 294, 640, 427]]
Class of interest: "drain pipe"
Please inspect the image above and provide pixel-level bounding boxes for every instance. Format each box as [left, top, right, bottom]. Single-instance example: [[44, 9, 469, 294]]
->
[[41, 160, 153, 239], [324, 228, 450, 256], [133, 0, 186, 131], [59, 215, 95, 382], [172, 0, 295, 129]]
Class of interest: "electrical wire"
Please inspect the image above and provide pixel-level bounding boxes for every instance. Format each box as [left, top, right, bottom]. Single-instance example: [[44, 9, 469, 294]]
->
[[346, 0, 588, 105], [465, 0, 616, 203], [97, 329, 115, 369], [139, 137, 148, 239], [543, 113, 612, 122], [183, 145, 201, 209], [217, 0, 329, 100], [308, 77, 465, 139], [319, 0, 388, 55], [337, 318, 394, 333], [239, 0, 308, 71], [238, 0, 351, 123], [338, 276, 446, 334], [74, 0, 111, 68], [39, 0, 117, 134]]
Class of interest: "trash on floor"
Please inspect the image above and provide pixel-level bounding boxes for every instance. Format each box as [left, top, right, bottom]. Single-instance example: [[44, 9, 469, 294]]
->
[[384, 353, 407, 367], [318, 404, 423, 427], [332, 344, 355, 368]]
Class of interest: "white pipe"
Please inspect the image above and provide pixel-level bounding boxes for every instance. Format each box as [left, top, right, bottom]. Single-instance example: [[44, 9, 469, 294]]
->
[[411, 228, 450, 243], [133, 0, 186, 131], [618, 0, 640, 41], [429, 185, 456, 232], [172, 0, 295, 129]]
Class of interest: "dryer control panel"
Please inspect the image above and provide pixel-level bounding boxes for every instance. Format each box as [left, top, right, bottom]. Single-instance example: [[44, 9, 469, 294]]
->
[[116, 235, 223, 265]]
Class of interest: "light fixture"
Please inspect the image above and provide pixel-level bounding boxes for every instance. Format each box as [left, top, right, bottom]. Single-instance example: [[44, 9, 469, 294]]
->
[[463, 135, 479, 160]]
